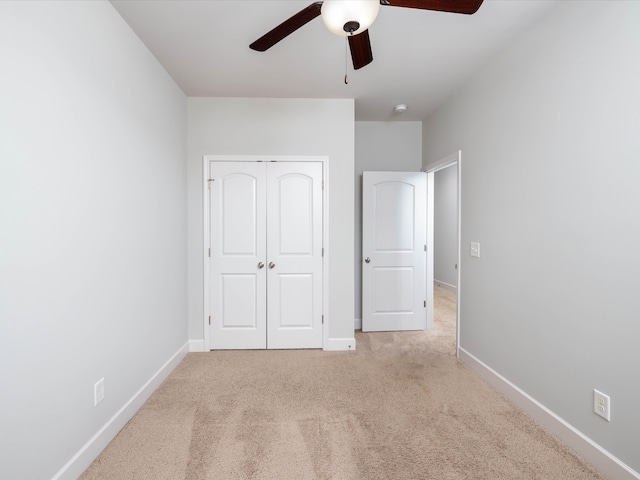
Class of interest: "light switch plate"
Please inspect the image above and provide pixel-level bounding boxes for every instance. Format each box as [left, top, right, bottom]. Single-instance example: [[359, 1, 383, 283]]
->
[[470, 242, 480, 258], [94, 378, 105, 406]]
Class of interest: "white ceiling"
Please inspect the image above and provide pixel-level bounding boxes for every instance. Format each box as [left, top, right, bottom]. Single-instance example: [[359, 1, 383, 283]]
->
[[110, 0, 558, 121]]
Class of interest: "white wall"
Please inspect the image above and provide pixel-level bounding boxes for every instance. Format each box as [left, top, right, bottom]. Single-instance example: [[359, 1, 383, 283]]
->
[[422, 1, 640, 476], [354, 121, 422, 323], [188, 98, 355, 344], [434, 164, 458, 288], [0, 2, 187, 479]]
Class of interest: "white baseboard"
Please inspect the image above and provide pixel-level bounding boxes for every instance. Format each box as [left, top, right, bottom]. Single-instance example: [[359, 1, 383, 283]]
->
[[434, 279, 457, 293], [354, 318, 362, 330], [52, 342, 190, 480], [459, 347, 640, 480], [194, 337, 356, 352], [324, 337, 357, 351]]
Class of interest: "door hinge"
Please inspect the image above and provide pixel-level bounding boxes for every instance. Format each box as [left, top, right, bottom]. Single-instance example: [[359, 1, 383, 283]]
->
[[208, 316, 211, 325], [424, 244, 427, 252], [208, 248, 211, 257], [322, 247, 324, 257], [322, 180, 324, 190], [322, 314, 324, 325], [207, 178, 214, 189], [424, 300, 426, 308]]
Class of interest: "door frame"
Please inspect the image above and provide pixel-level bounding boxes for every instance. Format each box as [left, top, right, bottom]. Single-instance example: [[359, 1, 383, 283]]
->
[[202, 155, 329, 351], [422, 151, 461, 358]]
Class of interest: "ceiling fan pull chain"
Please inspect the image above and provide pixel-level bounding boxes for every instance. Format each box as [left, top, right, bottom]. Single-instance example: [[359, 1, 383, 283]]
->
[[344, 37, 349, 85]]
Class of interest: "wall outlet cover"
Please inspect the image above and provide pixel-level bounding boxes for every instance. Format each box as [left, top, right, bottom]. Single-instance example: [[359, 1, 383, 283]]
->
[[593, 389, 610, 421]]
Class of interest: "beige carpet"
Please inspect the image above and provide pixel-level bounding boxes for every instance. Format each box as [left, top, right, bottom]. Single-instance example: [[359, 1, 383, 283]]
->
[[81, 285, 604, 479]]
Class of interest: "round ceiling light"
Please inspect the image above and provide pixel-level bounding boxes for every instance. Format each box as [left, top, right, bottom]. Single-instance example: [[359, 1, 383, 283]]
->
[[394, 104, 408, 113], [321, 0, 380, 37]]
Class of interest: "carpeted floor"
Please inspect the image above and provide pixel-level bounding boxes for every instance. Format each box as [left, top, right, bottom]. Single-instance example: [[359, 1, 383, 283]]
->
[[80, 285, 604, 479]]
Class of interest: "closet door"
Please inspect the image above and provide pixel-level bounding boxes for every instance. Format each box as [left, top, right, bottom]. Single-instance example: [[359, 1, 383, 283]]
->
[[266, 162, 323, 349], [209, 162, 266, 349], [209, 161, 323, 350]]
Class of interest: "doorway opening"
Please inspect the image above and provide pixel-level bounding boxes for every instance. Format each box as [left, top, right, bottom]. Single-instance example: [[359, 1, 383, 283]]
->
[[424, 151, 461, 357], [358, 154, 460, 356]]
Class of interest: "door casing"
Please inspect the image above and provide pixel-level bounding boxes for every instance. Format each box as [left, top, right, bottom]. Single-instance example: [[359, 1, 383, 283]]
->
[[203, 155, 329, 351]]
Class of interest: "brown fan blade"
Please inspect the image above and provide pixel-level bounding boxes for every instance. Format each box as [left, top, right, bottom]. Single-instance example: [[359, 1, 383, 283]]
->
[[348, 30, 373, 70], [250, 2, 323, 51], [381, 0, 483, 15]]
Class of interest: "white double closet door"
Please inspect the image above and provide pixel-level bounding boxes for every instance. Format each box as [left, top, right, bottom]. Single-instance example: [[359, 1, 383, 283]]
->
[[209, 161, 323, 350]]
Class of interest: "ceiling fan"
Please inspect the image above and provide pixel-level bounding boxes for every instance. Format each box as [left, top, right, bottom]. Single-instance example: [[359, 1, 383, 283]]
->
[[250, 0, 484, 71]]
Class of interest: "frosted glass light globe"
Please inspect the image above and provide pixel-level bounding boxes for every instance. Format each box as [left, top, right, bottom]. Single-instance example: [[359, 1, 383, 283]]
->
[[321, 0, 380, 37]]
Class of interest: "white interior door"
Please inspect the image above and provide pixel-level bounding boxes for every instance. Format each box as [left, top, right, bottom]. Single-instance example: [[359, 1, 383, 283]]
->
[[267, 162, 323, 349], [209, 161, 323, 349], [210, 162, 266, 349], [362, 171, 427, 332]]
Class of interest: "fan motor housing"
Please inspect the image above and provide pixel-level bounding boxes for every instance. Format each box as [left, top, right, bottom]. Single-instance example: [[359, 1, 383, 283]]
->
[[343, 20, 360, 34]]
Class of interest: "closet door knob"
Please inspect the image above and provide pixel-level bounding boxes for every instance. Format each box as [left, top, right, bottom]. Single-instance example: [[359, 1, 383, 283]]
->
[[258, 262, 264, 269], [269, 262, 276, 269], [364, 257, 371, 263]]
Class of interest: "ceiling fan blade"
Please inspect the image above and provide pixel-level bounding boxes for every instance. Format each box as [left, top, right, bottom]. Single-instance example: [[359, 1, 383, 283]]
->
[[250, 2, 323, 51], [380, 0, 483, 15], [348, 30, 373, 70]]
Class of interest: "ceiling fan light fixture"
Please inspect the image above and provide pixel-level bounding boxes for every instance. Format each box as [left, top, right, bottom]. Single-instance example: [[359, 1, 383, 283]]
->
[[321, 0, 380, 37]]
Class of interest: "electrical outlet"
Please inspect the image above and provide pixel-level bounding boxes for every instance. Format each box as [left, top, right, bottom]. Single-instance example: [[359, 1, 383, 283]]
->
[[593, 389, 610, 421], [94, 378, 105, 406]]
